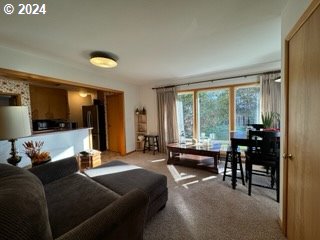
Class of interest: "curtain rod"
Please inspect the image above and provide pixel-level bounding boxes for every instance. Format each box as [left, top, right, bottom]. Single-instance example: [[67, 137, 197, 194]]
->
[[152, 70, 281, 90]]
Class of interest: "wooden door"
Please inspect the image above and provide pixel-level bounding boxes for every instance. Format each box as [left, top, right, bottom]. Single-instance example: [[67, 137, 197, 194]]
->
[[106, 93, 126, 155], [286, 2, 320, 239]]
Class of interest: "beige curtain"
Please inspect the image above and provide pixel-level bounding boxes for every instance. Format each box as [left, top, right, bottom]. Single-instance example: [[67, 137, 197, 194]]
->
[[157, 87, 179, 152], [260, 73, 281, 127]]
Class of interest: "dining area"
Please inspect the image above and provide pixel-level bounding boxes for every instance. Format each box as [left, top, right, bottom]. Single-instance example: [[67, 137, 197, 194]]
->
[[226, 128, 280, 202], [165, 125, 281, 202]]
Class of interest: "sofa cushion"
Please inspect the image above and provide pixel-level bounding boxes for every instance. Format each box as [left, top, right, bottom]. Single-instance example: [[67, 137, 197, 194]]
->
[[44, 173, 120, 238], [29, 156, 78, 185], [0, 164, 52, 240], [85, 161, 167, 203]]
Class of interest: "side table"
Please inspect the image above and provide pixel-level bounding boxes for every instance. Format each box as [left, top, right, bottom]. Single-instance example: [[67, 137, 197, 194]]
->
[[78, 150, 101, 172]]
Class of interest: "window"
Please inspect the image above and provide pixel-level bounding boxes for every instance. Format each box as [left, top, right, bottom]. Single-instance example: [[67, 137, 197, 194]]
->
[[235, 86, 260, 131], [176, 84, 260, 143], [198, 89, 229, 141], [177, 92, 194, 140]]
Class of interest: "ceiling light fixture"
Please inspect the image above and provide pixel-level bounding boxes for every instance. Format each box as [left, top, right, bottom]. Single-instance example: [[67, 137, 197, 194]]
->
[[79, 90, 88, 98], [90, 51, 118, 68]]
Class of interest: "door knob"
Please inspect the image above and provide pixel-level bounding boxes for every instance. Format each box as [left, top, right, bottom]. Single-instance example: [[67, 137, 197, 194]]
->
[[288, 154, 294, 160], [282, 153, 287, 159]]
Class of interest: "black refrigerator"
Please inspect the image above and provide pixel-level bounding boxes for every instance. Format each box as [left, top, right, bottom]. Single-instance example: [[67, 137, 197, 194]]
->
[[82, 105, 107, 151]]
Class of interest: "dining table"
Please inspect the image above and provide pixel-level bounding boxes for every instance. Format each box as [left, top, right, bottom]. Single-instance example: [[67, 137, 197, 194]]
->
[[229, 130, 280, 189]]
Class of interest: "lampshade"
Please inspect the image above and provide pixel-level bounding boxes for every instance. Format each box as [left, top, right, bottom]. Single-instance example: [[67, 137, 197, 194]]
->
[[0, 106, 31, 140], [90, 52, 118, 68]]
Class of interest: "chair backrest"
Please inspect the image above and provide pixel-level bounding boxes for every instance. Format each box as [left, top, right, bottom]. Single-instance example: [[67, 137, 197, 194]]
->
[[248, 123, 264, 130], [248, 130, 279, 160]]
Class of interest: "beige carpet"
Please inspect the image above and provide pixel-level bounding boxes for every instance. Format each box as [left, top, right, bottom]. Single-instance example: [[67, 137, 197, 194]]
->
[[101, 151, 286, 240]]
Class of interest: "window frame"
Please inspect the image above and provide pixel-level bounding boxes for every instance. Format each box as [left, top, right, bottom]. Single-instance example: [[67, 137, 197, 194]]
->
[[234, 84, 261, 131], [196, 87, 230, 141], [176, 91, 195, 141], [177, 82, 260, 141]]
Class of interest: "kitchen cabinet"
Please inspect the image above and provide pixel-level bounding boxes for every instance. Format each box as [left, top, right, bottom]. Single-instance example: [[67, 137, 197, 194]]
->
[[30, 85, 69, 120]]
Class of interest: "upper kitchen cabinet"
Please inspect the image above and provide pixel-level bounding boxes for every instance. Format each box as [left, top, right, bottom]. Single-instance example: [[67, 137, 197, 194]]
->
[[30, 85, 69, 120]]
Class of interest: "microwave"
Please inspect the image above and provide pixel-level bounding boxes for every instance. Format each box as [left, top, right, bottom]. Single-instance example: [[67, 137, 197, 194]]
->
[[32, 120, 49, 131]]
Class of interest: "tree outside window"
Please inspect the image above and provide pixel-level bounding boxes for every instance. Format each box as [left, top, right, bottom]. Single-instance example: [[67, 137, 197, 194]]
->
[[176, 84, 260, 143], [177, 92, 194, 140], [198, 89, 229, 141], [235, 86, 260, 131]]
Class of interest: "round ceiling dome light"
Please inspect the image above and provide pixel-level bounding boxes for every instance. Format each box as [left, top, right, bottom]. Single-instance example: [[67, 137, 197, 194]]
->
[[90, 51, 118, 68]]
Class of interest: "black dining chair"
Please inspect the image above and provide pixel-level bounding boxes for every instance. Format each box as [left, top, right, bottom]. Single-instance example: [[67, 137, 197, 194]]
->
[[245, 130, 280, 202], [248, 123, 264, 130]]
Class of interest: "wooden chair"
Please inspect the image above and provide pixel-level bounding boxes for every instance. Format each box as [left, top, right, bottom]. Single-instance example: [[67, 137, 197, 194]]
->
[[245, 130, 280, 202]]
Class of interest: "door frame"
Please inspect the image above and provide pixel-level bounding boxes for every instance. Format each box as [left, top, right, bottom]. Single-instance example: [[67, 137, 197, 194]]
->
[[282, 0, 320, 235]]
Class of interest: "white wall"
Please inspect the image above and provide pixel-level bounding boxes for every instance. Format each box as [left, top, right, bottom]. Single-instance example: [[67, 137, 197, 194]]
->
[[139, 85, 158, 135], [124, 87, 140, 151], [0, 46, 140, 153], [279, 0, 312, 225]]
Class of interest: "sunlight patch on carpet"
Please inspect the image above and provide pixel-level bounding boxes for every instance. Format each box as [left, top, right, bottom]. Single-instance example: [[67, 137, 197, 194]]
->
[[151, 158, 166, 162], [167, 165, 196, 182], [182, 180, 199, 189], [202, 176, 217, 181]]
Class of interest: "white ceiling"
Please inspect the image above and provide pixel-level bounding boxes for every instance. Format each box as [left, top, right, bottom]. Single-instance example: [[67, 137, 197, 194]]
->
[[0, 0, 287, 86]]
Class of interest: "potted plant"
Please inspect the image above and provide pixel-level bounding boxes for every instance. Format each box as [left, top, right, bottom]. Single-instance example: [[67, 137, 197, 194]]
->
[[23, 140, 51, 167], [261, 112, 274, 129]]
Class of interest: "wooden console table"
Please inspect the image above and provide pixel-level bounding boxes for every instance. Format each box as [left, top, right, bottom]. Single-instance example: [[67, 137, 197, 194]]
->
[[167, 143, 222, 173]]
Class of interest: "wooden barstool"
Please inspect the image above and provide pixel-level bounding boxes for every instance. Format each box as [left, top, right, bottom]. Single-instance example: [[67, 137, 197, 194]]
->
[[143, 135, 159, 155], [223, 146, 245, 185]]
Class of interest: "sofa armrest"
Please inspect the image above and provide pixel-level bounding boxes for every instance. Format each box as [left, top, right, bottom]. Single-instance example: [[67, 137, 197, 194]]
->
[[57, 189, 149, 240], [29, 156, 79, 185]]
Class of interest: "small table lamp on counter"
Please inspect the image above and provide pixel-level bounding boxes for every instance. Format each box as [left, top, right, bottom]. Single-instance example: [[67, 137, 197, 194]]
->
[[0, 106, 31, 166]]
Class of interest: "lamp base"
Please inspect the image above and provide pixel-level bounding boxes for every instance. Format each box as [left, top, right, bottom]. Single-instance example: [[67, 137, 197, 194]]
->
[[7, 139, 21, 166], [7, 155, 22, 166]]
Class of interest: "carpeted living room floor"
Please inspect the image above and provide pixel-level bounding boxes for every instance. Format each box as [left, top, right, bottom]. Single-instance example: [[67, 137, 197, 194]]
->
[[101, 151, 286, 240]]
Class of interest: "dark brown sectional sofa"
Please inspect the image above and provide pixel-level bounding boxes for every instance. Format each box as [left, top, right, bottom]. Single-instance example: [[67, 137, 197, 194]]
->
[[0, 156, 168, 240]]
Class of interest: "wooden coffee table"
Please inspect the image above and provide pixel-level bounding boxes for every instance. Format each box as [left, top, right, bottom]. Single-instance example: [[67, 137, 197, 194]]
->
[[167, 143, 222, 173]]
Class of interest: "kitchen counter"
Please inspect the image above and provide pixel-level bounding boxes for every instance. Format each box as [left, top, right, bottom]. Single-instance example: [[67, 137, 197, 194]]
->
[[32, 127, 93, 136], [0, 128, 93, 168]]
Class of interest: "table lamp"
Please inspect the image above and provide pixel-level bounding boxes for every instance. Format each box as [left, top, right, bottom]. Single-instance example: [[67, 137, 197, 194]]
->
[[0, 106, 31, 166]]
